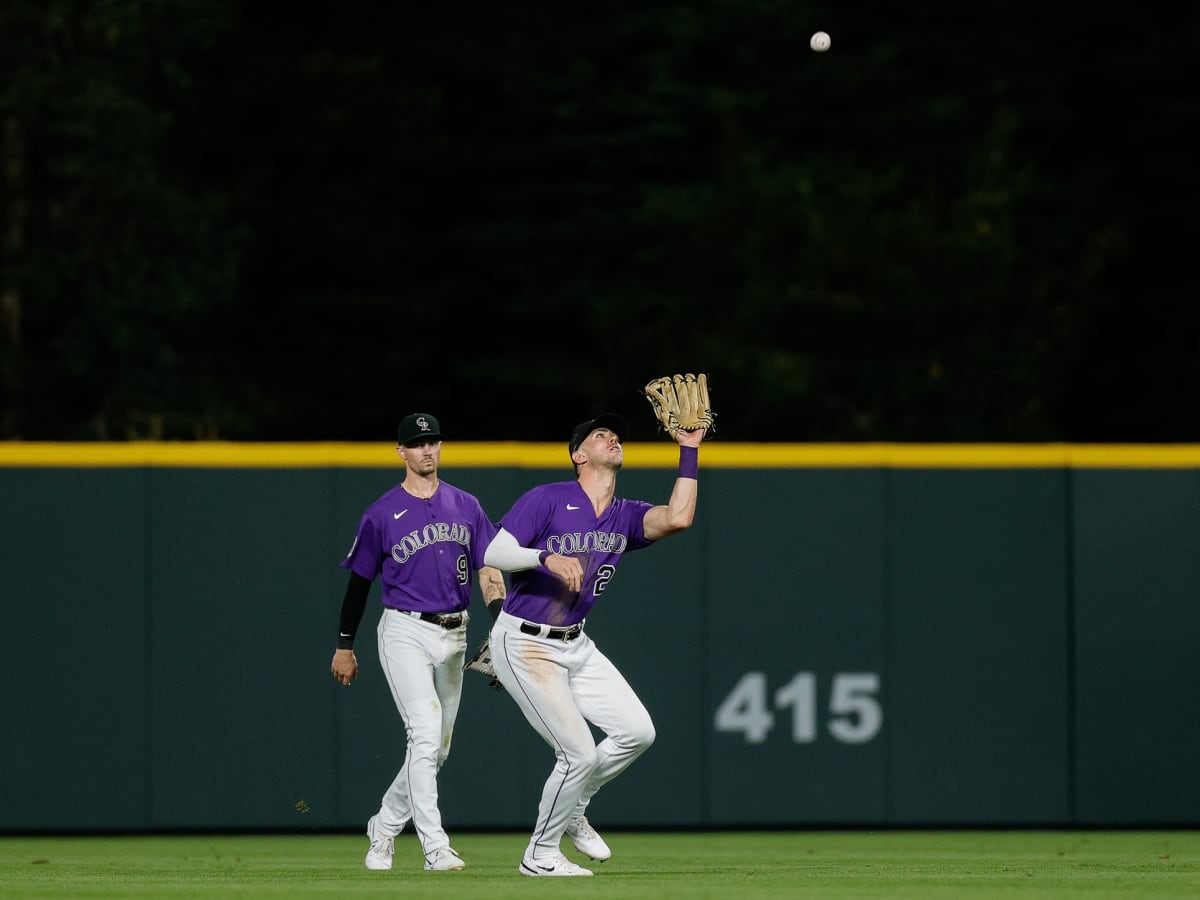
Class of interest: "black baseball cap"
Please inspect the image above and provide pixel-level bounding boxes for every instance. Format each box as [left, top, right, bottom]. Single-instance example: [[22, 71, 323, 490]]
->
[[398, 413, 446, 446], [569, 413, 628, 457]]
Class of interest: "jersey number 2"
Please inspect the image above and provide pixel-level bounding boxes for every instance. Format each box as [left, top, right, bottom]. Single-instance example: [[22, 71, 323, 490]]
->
[[592, 564, 615, 596]]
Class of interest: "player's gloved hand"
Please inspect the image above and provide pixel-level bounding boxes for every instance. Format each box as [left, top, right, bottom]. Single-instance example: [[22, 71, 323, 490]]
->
[[465, 636, 504, 692]]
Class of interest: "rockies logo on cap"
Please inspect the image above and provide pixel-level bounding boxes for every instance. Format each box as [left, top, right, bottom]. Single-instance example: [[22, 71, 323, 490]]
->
[[398, 413, 446, 446]]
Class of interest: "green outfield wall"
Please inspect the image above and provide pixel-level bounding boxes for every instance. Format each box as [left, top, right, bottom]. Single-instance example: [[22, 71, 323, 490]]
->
[[2, 442, 1198, 832]]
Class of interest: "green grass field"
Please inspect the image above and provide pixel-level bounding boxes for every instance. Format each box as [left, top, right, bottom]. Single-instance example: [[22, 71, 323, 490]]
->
[[2, 830, 1198, 899]]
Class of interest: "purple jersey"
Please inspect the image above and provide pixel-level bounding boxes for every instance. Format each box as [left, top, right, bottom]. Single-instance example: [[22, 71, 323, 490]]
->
[[499, 480, 654, 626], [341, 482, 497, 614]]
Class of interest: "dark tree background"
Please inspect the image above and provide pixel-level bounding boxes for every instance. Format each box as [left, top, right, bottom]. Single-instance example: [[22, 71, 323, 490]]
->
[[2, 1, 1197, 442]]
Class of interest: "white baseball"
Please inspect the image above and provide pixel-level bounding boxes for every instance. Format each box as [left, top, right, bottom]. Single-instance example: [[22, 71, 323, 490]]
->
[[810, 31, 831, 53]]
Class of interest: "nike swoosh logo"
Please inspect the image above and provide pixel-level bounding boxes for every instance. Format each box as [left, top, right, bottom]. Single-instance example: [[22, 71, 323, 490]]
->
[[566, 504, 580, 510], [393, 511, 408, 519]]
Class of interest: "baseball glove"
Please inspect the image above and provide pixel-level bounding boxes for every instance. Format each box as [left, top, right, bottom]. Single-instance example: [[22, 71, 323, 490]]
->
[[642, 373, 716, 439], [464, 636, 504, 692]]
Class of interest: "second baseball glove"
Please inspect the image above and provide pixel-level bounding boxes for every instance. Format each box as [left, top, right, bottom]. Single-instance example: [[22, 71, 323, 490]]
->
[[464, 635, 504, 692], [643, 373, 715, 439]]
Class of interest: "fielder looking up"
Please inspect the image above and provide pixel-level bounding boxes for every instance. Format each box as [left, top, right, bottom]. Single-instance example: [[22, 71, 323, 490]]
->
[[482, 411, 706, 877], [330, 412, 505, 873]]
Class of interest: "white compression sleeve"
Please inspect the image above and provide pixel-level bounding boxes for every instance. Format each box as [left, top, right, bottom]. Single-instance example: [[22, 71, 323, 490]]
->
[[483, 528, 543, 571]]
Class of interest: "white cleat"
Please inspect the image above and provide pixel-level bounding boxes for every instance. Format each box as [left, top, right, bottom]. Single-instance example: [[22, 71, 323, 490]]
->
[[519, 852, 594, 877], [364, 814, 394, 871], [424, 846, 466, 871], [566, 815, 612, 861]]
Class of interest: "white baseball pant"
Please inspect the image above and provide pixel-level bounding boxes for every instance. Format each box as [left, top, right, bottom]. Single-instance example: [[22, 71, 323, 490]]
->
[[490, 610, 655, 860], [373, 608, 468, 854]]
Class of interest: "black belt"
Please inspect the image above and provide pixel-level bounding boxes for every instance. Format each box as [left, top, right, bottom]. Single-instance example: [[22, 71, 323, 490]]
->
[[399, 610, 465, 630], [520, 621, 583, 641]]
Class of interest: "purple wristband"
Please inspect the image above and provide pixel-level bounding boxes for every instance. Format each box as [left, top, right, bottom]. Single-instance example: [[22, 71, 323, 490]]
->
[[678, 445, 698, 479], [538, 549, 551, 566]]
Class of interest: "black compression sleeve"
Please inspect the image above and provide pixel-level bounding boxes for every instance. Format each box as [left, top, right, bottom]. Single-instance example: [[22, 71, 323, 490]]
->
[[336, 572, 373, 650]]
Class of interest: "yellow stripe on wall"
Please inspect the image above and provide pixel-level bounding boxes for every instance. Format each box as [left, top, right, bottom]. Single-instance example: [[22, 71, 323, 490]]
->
[[2, 441, 1200, 469]]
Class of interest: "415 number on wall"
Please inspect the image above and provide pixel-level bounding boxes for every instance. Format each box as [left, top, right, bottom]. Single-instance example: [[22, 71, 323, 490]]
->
[[714, 672, 882, 744]]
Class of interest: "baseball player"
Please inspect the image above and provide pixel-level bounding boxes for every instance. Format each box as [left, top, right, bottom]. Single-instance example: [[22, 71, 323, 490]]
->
[[481, 412, 706, 876], [330, 413, 505, 873]]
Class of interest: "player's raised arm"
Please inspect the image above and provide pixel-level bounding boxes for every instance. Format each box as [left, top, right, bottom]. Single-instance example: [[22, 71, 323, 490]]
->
[[643, 426, 704, 541], [641, 372, 713, 541]]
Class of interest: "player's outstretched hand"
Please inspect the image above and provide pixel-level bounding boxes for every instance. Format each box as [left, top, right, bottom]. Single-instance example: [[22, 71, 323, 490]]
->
[[331, 648, 358, 686]]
